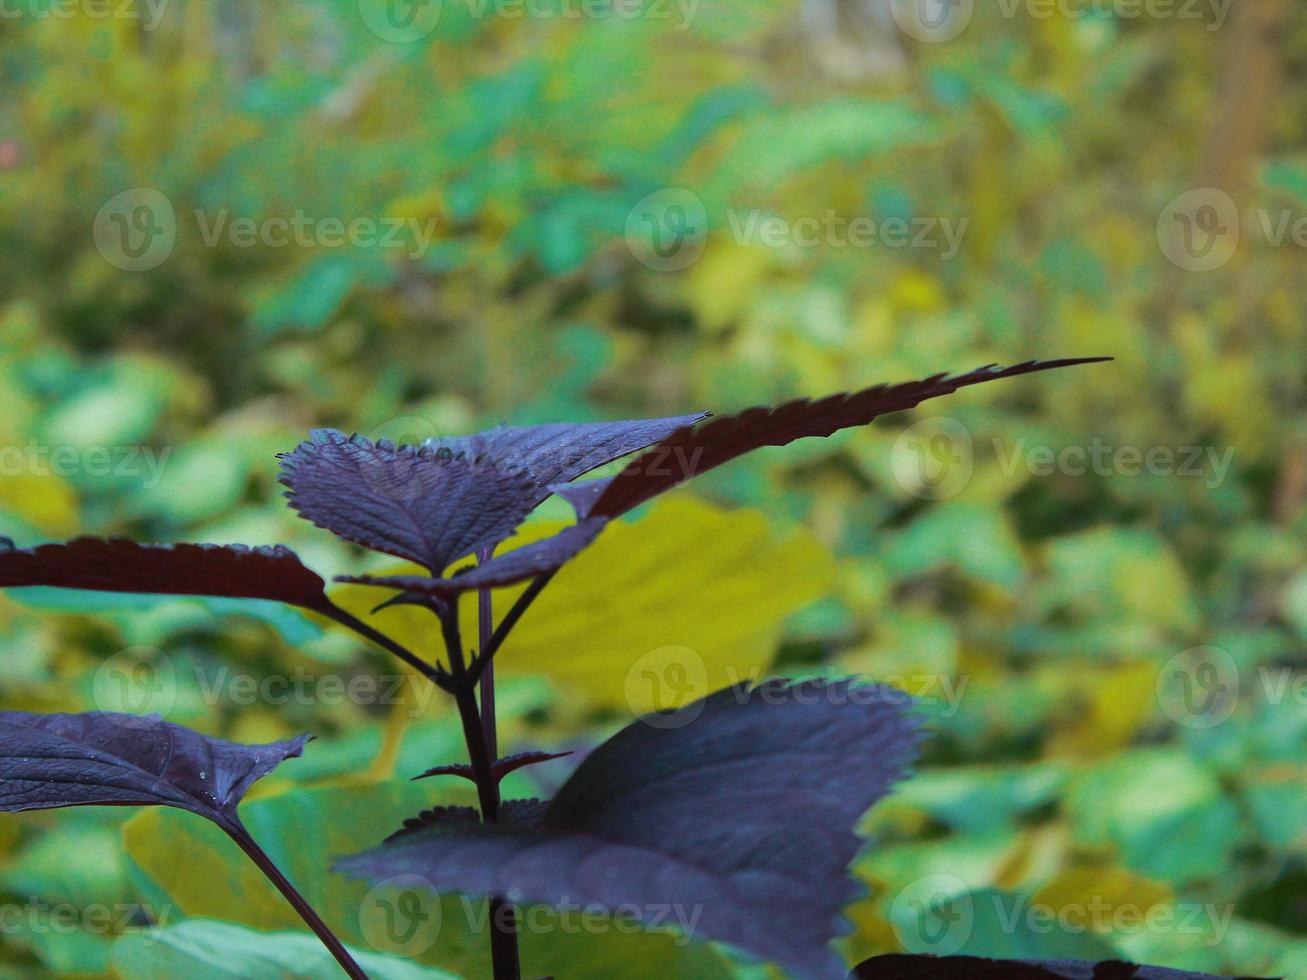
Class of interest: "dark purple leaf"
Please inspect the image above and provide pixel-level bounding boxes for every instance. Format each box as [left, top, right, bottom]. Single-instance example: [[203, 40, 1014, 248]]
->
[[588, 359, 1110, 519], [425, 414, 709, 507], [337, 678, 924, 979], [388, 804, 482, 837], [551, 478, 611, 519], [413, 751, 573, 785], [849, 954, 1275, 980], [335, 519, 607, 597], [0, 537, 333, 612], [386, 799, 548, 841], [0, 711, 308, 826], [279, 429, 536, 572]]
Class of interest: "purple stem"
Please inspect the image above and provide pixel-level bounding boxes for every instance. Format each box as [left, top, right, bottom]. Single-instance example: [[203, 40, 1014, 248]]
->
[[441, 595, 522, 980], [222, 819, 369, 980], [477, 547, 498, 759]]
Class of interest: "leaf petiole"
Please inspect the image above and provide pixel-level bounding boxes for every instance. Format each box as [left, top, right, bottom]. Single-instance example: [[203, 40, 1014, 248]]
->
[[221, 818, 370, 980]]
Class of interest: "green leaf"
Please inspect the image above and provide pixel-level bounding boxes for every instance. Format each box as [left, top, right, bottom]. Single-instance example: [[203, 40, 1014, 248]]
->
[[883, 503, 1025, 590], [1065, 749, 1245, 885], [110, 919, 461, 980]]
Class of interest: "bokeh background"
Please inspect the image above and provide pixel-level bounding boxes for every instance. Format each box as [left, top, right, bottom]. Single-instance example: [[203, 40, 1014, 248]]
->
[[2, 0, 1306, 977]]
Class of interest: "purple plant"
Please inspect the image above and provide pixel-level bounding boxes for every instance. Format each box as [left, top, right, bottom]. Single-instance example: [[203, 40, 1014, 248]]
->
[[0, 358, 1247, 980]]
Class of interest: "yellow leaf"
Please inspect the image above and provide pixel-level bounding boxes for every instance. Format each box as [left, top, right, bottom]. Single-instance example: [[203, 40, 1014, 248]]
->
[[329, 497, 835, 714], [684, 239, 773, 333], [888, 270, 944, 315], [0, 471, 78, 536], [1033, 864, 1172, 928], [1046, 660, 1160, 759], [124, 809, 302, 932]]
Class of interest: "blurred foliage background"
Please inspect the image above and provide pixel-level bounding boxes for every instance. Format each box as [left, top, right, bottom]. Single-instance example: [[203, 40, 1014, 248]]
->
[[2, 0, 1307, 977]]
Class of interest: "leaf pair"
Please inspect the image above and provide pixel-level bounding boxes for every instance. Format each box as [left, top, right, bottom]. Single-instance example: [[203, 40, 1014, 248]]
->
[[0, 412, 700, 611], [0, 360, 1104, 613], [0, 683, 924, 979], [339, 679, 925, 980], [335, 359, 1108, 601]]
